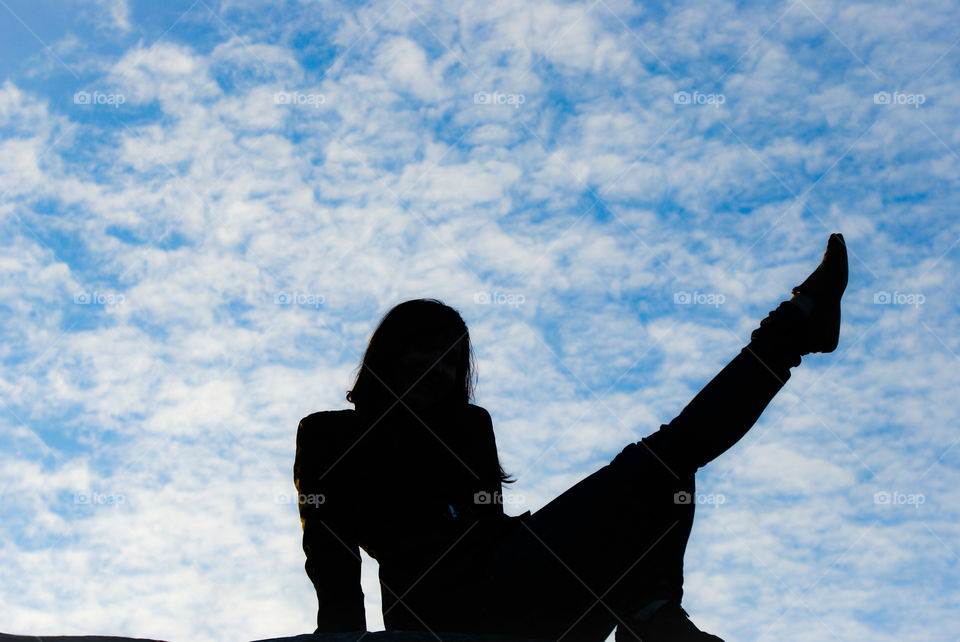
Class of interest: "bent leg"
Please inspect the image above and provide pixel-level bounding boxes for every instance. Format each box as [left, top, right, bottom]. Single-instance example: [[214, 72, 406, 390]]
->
[[477, 454, 695, 641]]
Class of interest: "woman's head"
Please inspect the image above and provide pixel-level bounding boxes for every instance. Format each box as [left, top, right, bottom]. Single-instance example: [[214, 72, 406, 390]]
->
[[346, 298, 475, 415], [347, 297, 517, 486]]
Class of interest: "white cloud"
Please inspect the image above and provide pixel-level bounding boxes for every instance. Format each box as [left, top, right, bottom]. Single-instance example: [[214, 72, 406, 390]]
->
[[0, 1, 958, 641]]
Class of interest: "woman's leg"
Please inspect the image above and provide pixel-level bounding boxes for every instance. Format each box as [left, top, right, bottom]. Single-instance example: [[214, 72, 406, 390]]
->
[[476, 235, 847, 639], [633, 299, 808, 477], [477, 301, 809, 641], [477, 460, 696, 641]]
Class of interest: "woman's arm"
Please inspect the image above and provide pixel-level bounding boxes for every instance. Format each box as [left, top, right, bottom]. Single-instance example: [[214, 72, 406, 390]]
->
[[294, 414, 366, 632]]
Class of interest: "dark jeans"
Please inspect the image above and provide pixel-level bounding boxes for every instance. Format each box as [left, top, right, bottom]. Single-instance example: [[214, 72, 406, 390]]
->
[[474, 327, 801, 641]]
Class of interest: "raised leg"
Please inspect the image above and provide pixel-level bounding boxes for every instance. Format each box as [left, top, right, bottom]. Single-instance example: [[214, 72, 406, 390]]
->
[[635, 299, 808, 478], [476, 235, 848, 640], [475, 302, 809, 641]]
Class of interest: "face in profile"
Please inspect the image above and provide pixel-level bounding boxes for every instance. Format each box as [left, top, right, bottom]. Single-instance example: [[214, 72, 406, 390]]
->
[[392, 334, 463, 410]]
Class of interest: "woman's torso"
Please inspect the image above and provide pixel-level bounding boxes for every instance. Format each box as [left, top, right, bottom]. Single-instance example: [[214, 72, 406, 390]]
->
[[326, 403, 518, 628]]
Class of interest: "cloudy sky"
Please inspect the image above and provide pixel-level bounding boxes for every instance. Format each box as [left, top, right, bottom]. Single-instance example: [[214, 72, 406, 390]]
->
[[0, 0, 958, 640]]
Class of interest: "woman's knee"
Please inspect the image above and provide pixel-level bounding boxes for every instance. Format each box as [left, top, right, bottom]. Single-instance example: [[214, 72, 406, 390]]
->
[[609, 439, 695, 489]]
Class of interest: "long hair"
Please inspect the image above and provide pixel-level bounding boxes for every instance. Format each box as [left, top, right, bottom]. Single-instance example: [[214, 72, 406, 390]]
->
[[347, 298, 516, 485]]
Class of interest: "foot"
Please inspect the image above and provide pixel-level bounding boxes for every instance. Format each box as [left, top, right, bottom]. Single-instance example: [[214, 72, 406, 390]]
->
[[615, 600, 724, 641], [788, 232, 848, 354]]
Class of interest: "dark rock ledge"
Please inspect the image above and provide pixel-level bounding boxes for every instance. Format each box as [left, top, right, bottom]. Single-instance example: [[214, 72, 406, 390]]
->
[[0, 630, 552, 642]]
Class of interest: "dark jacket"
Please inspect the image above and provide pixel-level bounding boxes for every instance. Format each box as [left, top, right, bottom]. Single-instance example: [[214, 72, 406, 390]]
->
[[294, 402, 526, 633]]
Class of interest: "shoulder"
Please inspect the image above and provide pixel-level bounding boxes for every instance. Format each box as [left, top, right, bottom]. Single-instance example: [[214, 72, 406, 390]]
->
[[464, 403, 492, 423], [295, 410, 362, 486], [298, 408, 355, 428], [462, 404, 495, 442], [296, 409, 357, 451], [467, 403, 493, 430]]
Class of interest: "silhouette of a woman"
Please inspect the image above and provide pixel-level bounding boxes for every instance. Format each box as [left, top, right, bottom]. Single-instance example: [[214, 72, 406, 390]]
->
[[294, 234, 848, 641]]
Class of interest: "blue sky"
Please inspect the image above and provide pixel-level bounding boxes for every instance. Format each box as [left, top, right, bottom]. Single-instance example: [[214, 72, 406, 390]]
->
[[0, 0, 958, 640]]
